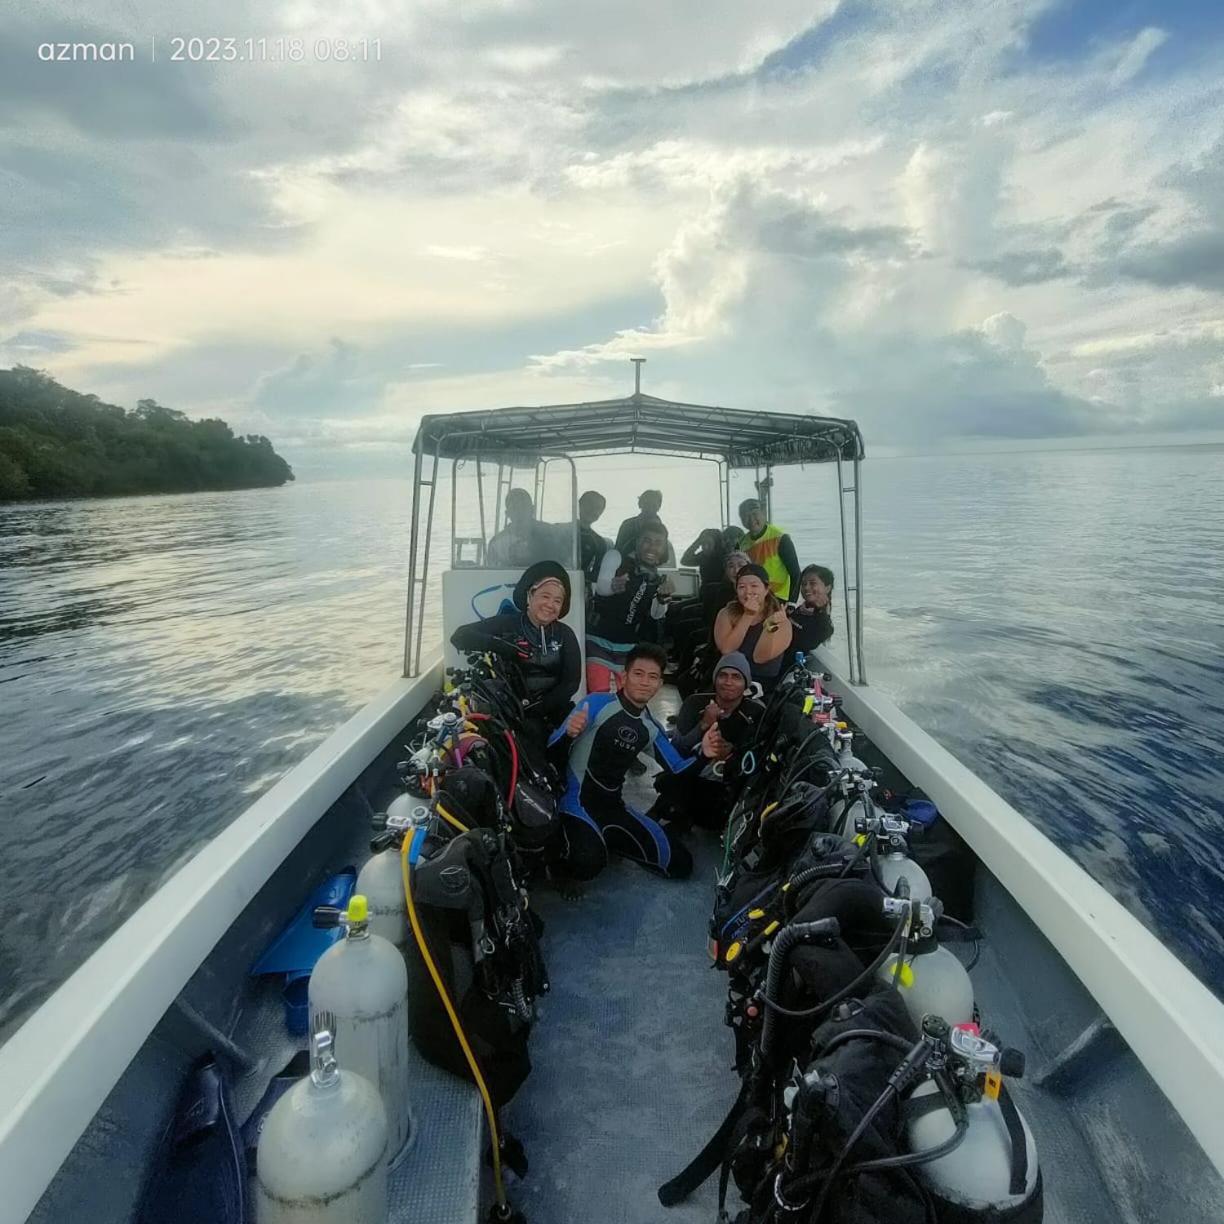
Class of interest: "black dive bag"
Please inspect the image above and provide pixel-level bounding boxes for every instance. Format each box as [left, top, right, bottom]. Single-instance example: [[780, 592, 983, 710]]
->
[[406, 824, 548, 1106]]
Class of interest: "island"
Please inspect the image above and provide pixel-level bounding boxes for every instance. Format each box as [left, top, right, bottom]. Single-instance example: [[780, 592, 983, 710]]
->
[[0, 366, 294, 502]]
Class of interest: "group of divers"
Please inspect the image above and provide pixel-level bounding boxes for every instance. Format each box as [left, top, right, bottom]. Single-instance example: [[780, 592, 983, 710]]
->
[[451, 485, 839, 888]]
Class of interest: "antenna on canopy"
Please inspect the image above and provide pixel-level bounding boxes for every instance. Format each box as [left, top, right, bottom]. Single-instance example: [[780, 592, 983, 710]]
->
[[630, 357, 646, 396]]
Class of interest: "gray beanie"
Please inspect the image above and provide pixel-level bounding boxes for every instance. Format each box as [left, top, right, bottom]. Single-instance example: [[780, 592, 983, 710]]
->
[[714, 651, 752, 685]]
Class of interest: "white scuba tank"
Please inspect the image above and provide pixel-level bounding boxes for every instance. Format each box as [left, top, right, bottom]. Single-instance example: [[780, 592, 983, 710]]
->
[[355, 847, 409, 959], [256, 1028, 388, 1224], [879, 943, 975, 1027], [904, 1078, 1041, 1215], [876, 851, 933, 903], [308, 894, 413, 1161]]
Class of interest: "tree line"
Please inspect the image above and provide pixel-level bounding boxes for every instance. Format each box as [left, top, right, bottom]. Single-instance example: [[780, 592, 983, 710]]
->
[[0, 366, 294, 501]]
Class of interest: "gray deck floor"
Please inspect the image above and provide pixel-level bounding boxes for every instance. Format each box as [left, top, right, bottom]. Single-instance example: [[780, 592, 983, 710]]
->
[[503, 831, 734, 1224]]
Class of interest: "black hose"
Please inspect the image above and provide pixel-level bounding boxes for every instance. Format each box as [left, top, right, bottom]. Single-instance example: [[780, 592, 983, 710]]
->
[[811, 1028, 915, 1061], [788, 1037, 937, 1218], [782, 863, 849, 918], [844, 1071, 968, 1174], [760, 911, 907, 1021], [759, 919, 841, 1063]]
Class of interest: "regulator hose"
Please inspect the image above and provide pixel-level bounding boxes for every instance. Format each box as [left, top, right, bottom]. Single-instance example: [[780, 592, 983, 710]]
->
[[759, 910, 907, 1022], [759, 919, 841, 1064]]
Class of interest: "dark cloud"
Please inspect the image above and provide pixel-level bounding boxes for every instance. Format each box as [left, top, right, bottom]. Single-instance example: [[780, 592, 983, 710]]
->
[[0, 330, 79, 354], [0, 17, 226, 141], [1117, 231, 1224, 292], [973, 246, 1074, 285]]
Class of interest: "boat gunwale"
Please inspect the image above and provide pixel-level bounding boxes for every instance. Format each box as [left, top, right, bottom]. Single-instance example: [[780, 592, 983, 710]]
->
[[818, 648, 1224, 1181], [0, 661, 442, 1224], [5, 647, 1223, 1220]]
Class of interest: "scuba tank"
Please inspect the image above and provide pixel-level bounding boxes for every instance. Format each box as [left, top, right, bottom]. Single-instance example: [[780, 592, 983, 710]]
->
[[904, 1023, 1041, 1220], [309, 895, 413, 1161], [877, 896, 975, 1028], [854, 807, 933, 902], [255, 1023, 388, 1224], [357, 794, 431, 962]]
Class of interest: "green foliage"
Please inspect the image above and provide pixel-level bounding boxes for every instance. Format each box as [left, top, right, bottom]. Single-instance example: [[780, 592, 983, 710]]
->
[[0, 367, 294, 502]]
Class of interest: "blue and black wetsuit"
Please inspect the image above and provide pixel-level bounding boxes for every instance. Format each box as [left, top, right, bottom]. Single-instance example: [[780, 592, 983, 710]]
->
[[548, 692, 695, 881]]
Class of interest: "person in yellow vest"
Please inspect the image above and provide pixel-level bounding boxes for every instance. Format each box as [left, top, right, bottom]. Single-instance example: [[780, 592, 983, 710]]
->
[[737, 498, 800, 603]]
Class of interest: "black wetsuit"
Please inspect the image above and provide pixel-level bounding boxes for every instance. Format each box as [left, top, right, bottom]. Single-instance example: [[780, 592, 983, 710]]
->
[[654, 692, 765, 831], [547, 692, 694, 880], [450, 612, 580, 722], [788, 605, 834, 664]]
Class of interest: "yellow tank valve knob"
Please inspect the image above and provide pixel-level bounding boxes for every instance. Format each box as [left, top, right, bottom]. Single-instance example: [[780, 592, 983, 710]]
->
[[802, 696, 814, 715], [892, 961, 915, 988], [347, 894, 369, 924], [725, 941, 743, 963]]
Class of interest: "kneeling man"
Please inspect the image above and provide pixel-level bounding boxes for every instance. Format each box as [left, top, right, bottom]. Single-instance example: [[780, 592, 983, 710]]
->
[[549, 643, 694, 881]]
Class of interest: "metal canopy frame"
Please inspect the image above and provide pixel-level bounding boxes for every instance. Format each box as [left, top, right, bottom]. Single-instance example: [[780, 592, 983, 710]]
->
[[404, 367, 867, 683]]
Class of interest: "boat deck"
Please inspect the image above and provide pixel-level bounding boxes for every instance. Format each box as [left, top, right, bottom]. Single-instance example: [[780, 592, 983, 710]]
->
[[504, 833, 732, 1224]]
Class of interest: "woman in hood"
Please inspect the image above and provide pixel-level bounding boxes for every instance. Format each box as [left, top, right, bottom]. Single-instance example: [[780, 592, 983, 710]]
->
[[450, 560, 581, 723]]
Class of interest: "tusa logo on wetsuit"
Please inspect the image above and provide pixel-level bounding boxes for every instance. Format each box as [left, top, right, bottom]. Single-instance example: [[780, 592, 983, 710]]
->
[[614, 725, 641, 748]]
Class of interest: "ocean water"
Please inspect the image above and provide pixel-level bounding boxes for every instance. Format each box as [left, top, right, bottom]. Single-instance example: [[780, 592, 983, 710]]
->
[[1, 444, 1222, 1044]]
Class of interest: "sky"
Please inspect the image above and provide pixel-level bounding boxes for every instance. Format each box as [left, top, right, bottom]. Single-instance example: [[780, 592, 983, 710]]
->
[[1, 0, 1222, 476]]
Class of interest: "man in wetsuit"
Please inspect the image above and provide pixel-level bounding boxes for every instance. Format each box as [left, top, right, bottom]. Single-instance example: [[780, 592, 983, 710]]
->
[[651, 651, 764, 833], [548, 643, 694, 881], [586, 520, 673, 693]]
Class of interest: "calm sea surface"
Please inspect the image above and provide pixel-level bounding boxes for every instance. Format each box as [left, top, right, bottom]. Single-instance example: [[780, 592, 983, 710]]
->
[[2, 445, 1222, 1043]]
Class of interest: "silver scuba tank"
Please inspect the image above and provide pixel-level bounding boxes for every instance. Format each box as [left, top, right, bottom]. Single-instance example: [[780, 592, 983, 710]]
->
[[854, 809, 933, 902], [877, 895, 974, 1027], [358, 793, 431, 963], [255, 1024, 389, 1224], [904, 1027, 1040, 1217], [308, 894, 413, 1162], [880, 943, 975, 1027]]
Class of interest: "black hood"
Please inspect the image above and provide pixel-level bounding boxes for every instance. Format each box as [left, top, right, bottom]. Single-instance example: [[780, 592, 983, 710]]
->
[[513, 560, 572, 619]]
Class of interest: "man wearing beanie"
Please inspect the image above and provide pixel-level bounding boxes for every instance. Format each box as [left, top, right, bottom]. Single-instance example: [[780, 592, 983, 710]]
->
[[651, 651, 764, 832]]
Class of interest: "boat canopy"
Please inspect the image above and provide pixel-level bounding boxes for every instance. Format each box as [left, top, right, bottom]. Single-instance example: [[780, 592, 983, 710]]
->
[[404, 363, 866, 683], [412, 393, 864, 468]]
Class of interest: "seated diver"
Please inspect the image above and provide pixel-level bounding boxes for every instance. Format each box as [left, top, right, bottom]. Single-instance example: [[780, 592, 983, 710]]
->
[[449, 560, 581, 730], [548, 643, 695, 881], [787, 563, 836, 662], [651, 651, 764, 833]]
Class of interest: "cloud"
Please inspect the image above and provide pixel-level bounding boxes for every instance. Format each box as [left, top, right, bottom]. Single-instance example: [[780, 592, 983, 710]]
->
[[973, 247, 1074, 286], [1109, 27, 1169, 89], [4, 0, 1224, 460]]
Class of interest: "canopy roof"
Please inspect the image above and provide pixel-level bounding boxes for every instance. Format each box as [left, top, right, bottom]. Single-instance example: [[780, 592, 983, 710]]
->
[[413, 392, 864, 469]]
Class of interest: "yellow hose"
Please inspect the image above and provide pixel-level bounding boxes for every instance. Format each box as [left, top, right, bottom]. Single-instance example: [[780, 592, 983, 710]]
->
[[400, 835, 509, 1210], [434, 802, 470, 835]]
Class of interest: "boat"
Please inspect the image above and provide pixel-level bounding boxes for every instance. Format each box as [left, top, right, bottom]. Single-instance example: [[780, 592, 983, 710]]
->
[[3, 366, 1223, 1224]]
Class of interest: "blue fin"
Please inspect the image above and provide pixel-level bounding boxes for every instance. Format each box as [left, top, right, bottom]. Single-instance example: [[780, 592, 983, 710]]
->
[[249, 867, 356, 978]]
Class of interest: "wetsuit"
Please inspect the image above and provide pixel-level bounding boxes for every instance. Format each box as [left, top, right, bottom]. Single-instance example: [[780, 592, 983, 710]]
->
[[450, 611, 581, 723], [585, 550, 667, 692], [786, 605, 834, 669], [547, 692, 695, 880], [654, 692, 765, 832]]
